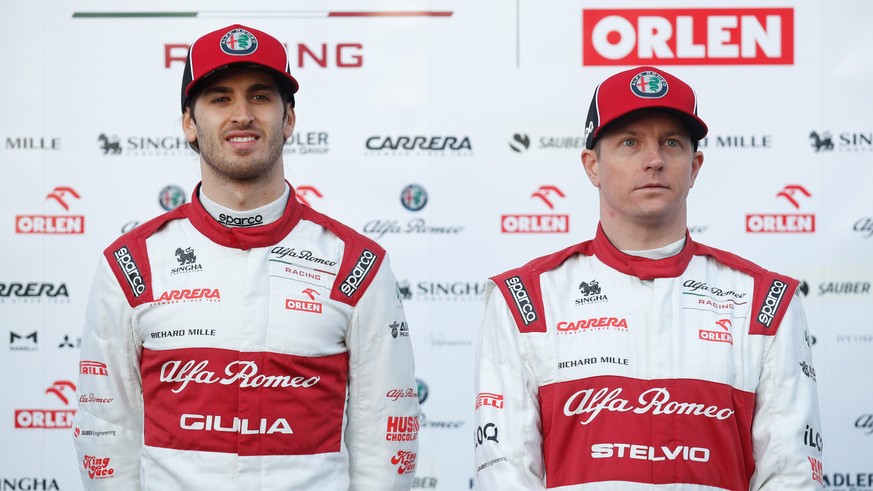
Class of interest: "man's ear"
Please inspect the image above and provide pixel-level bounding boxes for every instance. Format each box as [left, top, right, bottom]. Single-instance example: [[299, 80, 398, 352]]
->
[[182, 107, 197, 144], [284, 106, 296, 140], [581, 148, 601, 188]]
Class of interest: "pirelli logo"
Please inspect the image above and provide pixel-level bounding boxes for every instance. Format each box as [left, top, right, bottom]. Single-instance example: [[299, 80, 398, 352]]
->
[[505, 276, 538, 326], [113, 246, 146, 297], [757, 279, 788, 328], [339, 249, 378, 297]]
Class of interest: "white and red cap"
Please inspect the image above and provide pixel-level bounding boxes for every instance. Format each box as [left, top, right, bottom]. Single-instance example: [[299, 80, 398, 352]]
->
[[180, 24, 299, 112], [583, 66, 708, 149]]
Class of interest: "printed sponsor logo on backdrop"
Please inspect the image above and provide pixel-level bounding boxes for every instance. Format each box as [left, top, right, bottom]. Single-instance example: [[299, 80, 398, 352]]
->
[[15, 186, 85, 235], [412, 476, 439, 488], [160, 185, 187, 211], [4, 136, 61, 150], [362, 184, 464, 239], [509, 132, 584, 153], [809, 129, 873, 152], [835, 334, 873, 344], [365, 135, 472, 157], [856, 414, 873, 435], [397, 279, 487, 302], [698, 134, 771, 149], [284, 131, 330, 155], [416, 378, 463, 430], [746, 184, 815, 233], [501, 185, 570, 233], [582, 8, 794, 65], [97, 132, 189, 156], [822, 472, 873, 489], [166, 42, 364, 70], [0, 478, 60, 490], [295, 185, 324, 208], [121, 185, 187, 233], [855, 217, 873, 238], [14, 380, 77, 429], [0, 282, 69, 304], [9, 331, 38, 351], [817, 280, 870, 295]]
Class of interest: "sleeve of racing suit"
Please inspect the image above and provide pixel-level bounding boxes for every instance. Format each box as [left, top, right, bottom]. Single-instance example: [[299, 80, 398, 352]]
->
[[474, 282, 544, 490], [345, 255, 419, 490], [73, 259, 144, 489], [749, 293, 823, 489]]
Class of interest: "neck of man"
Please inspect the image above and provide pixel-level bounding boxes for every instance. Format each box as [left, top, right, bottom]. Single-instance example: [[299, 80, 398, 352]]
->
[[599, 212, 688, 252], [199, 167, 287, 211]]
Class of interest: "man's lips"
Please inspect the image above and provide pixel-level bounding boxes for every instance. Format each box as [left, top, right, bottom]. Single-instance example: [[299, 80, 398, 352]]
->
[[225, 131, 260, 150]]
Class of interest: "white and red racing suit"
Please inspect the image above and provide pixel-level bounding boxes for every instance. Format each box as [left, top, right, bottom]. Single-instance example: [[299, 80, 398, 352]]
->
[[474, 225, 823, 490], [73, 183, 419, 490]]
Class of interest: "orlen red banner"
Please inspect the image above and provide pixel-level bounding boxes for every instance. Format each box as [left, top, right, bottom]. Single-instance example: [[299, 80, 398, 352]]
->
[[582, 8, 794, 65]]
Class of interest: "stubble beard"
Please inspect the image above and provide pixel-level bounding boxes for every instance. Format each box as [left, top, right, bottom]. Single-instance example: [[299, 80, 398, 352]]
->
[[197, 124, 286, 182]]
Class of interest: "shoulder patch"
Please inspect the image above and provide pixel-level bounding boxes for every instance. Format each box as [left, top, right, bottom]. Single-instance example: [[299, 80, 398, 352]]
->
[[749, 274, 798, 335], [338, 248, 381, 300], [103, 206, 188, 307], [300, 205, 387, 307], [492, 270, 546, 333]]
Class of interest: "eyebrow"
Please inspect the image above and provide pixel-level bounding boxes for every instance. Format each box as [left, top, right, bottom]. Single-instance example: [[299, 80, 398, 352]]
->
[[200, 83, 279, 96]]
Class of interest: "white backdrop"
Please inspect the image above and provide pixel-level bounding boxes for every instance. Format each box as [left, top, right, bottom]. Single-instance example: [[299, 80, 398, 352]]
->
[[2, 1, 872, 489]]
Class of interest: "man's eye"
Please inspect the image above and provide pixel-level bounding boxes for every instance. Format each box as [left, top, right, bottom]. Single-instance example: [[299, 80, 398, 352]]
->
[[664, 139, 680, 147], [211, 96, 229, 103], [252, 94, 270, 101], [621, 139, 635, 147]]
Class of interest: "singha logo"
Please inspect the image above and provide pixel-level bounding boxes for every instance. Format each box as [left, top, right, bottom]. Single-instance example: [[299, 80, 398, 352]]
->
[[809, 131, 834, 152], [175, 247, 196, 265], [578, 279, 602, 297], [397, 281, 412, 300], [97, 133, 122, 155]]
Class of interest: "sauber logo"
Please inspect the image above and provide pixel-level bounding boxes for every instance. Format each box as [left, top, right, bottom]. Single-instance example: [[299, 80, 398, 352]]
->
[[83, 455, 115, 480], [475, 392, 504, 410], [339, 249, 378, 297], [591, 443, 710, 462], [113, 246, 146, 297], [564, 386, 735, 425], [160, 359, 320, 393], [757, 279, 789, 328], [582, 8, 794, 65], [505, 276, 538, 325]]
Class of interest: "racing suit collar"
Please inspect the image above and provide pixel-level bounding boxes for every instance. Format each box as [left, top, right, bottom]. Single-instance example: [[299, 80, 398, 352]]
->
[[592, 223, 694, 280], [185, 181, 304, 250]]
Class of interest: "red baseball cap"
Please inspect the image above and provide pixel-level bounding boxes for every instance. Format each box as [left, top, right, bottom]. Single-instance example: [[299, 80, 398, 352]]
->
[[180, 24, 299, 112], [583, 66, 707, 149]]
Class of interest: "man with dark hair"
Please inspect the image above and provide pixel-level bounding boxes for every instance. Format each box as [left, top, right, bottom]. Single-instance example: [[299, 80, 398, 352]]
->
[[474, 66, 822, 490], [73, 24, 419, 490]]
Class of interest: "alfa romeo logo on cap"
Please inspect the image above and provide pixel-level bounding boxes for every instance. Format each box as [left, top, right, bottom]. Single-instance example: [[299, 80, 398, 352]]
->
[[630, 71, 668, 98], [220, 28, 258, 56]]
